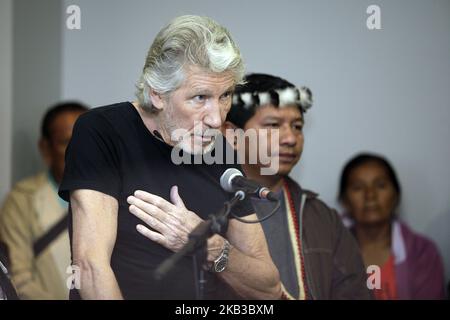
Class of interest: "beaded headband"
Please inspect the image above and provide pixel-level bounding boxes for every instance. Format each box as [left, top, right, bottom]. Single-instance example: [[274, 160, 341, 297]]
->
[[232, 86, 313, 112]]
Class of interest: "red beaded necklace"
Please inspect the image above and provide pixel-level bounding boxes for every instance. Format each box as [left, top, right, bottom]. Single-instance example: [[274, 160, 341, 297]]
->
[[280, 179, 309, 300]]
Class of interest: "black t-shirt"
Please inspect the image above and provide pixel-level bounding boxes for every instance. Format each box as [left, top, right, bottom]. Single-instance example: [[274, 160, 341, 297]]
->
[[59, 102, 254, 299]]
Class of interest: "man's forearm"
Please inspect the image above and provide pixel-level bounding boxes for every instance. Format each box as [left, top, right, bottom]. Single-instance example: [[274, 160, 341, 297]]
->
[[222, 247, 282, 299], [70, 190, 121, 299], [208, 235, 282, 299], [77, 260, 123, 300]]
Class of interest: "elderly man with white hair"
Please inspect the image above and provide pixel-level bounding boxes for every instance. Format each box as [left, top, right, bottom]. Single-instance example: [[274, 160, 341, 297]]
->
[[59, 15, 281, 300]]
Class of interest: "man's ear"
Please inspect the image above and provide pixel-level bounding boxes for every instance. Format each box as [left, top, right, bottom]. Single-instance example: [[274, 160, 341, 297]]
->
[[38, 138, 51, 167], [223, 121, 238, 131], [149, 88, 165, 111]]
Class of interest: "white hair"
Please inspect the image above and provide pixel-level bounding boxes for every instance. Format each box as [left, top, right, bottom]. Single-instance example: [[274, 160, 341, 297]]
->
[[136, 15, 245, 112]]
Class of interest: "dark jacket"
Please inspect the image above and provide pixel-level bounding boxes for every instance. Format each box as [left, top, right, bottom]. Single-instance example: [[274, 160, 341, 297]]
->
[[285, 177, 371, 299], [0, 242, 19, 300]]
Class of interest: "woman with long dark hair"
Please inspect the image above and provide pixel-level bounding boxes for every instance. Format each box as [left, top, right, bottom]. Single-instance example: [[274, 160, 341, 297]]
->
[[338, 153, 445, 299]]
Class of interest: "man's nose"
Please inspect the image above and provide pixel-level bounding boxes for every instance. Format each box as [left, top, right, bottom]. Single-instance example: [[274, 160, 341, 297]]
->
[[203, 100, 222, 129], [279, 125, 297, 146]]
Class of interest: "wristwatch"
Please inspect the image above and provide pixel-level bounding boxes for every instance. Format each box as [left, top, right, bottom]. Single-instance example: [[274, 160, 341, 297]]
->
[[212, 239, 231, 273]]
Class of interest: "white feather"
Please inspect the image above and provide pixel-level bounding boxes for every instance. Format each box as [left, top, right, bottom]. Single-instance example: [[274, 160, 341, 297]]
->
[[299, 86, 313, 110], [232, 94, 239, 105], [258, 92, 271, 106], [277, 88, 298, 107], [240, 92, 253, 109]]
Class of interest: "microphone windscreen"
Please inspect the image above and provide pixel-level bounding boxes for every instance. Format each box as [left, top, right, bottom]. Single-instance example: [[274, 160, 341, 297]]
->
[[220, 168, 243, 192]]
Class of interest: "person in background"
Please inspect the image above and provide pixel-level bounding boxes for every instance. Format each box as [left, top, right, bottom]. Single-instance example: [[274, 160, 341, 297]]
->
[[224, 73, 371, 299], [338, 153, 446, 299], [0, 102, 88, 299]]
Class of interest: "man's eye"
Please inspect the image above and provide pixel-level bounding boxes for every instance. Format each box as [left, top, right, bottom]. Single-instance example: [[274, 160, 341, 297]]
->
[[294, 124, 303, 131], [264, 123, 279, 128], [193, 95, 206, 102], [221, 91, 233, 100]]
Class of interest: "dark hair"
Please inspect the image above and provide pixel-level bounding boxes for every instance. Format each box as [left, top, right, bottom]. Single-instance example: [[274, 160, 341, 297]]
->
[[41, 101, 89, 140], [338, 153, 401, 203], [226, 73, 311, 128]]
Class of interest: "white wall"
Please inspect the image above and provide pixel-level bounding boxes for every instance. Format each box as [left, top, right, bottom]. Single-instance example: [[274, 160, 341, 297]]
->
[[60, 0, 450, 282], [0, 0, 13, 202], [12, 0, 63, 184]]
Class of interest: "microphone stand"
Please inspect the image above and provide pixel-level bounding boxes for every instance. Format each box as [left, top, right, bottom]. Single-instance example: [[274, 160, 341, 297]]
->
[[154, 191, 245, 300]]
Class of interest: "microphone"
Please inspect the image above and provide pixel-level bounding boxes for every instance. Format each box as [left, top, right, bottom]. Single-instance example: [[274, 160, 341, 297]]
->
[[220, 168, 278, 201]]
